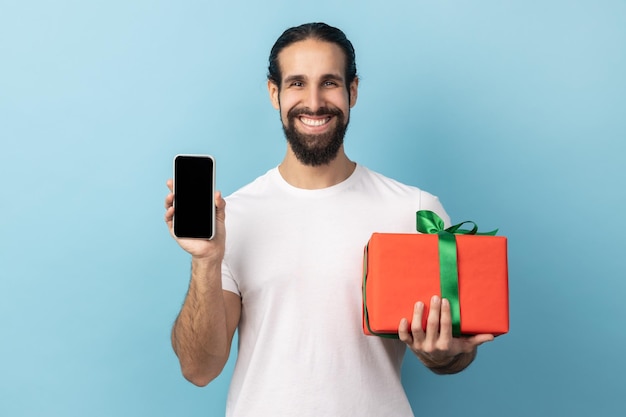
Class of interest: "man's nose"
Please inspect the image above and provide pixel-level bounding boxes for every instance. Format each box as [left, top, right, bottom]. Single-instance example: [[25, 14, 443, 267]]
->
[[303, 86, 324, 111]]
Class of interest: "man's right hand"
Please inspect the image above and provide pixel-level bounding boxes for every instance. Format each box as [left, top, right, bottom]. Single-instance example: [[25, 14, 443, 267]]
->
[[164, 179, 226, 263]]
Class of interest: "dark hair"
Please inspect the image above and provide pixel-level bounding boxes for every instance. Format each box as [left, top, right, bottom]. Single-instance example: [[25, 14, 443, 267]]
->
[[267, 22, 357, 88]]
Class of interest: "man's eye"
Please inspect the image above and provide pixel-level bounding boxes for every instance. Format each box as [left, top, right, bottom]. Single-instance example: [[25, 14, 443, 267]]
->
[[291, 81, 304, 87], [324, 81, 337, 87]]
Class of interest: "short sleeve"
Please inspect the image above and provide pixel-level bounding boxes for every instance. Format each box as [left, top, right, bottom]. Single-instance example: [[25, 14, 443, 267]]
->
[[221, 259, 241, 296]]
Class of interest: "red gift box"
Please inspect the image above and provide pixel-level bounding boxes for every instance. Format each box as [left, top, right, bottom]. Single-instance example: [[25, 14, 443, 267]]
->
[[362, 230, 509, 337]]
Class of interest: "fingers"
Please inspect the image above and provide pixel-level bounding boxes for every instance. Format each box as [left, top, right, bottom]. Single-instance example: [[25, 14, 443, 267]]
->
[[409, 301, 426, 346], [215, 190, 225, 210], [164, 180, 174, 225], [469, 334, 495, 347], [399, 294, 496, 366], [424, 296, 441, 345], [164, 206, 174, 226], [164, 179, 174, 209], [410, 301, 425, 336], [398, 301, 425, 346], [438, 298, 453, 344], [399, 296, 449, 349], [214, 191, 226, 226], [398, 318, 412, 344], [164, 192, 174, 209]]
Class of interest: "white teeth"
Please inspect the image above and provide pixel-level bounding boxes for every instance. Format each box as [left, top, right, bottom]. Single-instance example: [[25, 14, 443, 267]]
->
[[300, 117, 329, 127]]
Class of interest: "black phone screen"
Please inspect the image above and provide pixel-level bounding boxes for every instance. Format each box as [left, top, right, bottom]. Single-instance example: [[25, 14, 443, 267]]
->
[[173, 155, 215, 239]]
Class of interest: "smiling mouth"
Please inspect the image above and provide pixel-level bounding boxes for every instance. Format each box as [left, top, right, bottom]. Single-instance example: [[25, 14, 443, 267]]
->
[[299, 116, 331, 127]]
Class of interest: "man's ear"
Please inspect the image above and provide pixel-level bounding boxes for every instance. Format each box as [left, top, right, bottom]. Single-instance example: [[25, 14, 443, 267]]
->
[[349, 77, 359, 108], [268, 80, 280, 110]]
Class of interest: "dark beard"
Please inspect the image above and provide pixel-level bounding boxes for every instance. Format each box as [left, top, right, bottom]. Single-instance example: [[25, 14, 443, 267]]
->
[[282, 106, 349, 166]]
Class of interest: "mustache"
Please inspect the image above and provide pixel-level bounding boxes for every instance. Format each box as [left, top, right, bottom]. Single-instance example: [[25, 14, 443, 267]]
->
[[287, 106, 343, 118]]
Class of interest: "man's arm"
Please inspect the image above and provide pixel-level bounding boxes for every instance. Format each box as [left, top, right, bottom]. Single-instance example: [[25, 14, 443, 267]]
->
[[398, 295, 494, 375], [171, 258, 241, 386], [165, 182, 241, 386]]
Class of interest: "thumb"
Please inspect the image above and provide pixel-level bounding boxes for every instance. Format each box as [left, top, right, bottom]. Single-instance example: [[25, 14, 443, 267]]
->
[[215, 191, 226, 222]]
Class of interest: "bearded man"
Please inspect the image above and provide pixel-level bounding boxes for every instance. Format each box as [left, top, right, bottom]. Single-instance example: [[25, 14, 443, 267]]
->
[[164, 22, 494, 417]]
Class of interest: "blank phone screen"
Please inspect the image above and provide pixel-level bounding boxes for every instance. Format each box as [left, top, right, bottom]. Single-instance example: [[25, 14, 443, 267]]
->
[[173, 155, 215, 239]]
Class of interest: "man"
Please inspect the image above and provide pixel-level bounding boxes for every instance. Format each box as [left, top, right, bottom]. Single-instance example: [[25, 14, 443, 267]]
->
[[164, 22, 494, 417]]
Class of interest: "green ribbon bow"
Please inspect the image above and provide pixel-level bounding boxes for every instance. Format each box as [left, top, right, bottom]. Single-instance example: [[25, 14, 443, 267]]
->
[[416, 210, 497, 336]]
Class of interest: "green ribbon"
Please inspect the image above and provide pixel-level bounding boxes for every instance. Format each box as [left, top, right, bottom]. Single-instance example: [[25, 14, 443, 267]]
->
[[416, 210, 497, 336]]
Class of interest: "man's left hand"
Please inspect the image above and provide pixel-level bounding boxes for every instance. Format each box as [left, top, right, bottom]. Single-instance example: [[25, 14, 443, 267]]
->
[[398, 295, 494, 374]]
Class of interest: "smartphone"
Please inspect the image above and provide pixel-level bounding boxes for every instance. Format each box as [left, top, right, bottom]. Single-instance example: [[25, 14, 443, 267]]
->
[[173, 154, 216, 239]]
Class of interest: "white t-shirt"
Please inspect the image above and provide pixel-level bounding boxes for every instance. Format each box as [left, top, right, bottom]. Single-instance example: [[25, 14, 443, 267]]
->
[[222, 165, 450, 417]]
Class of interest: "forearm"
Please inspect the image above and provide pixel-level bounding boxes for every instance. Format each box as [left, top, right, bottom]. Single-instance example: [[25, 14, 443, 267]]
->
[[417, 347, 477, 375], [171, 257, 231, 385]]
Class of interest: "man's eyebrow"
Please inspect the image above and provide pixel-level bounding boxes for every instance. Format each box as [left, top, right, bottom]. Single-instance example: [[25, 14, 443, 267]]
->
[[321, 73, 345, 83], [282, 73, 345, 85], [283, 74, 305, 85]]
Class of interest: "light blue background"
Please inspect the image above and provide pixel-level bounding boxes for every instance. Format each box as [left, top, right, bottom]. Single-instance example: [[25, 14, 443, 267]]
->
[[1, 1, 624, 416]]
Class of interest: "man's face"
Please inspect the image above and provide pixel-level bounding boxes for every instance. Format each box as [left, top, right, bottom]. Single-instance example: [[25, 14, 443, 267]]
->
[[268, 39, 358, 166]]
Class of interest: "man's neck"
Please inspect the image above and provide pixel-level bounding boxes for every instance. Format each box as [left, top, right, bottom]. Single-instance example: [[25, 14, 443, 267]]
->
[[278, 149, 356, 190]]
